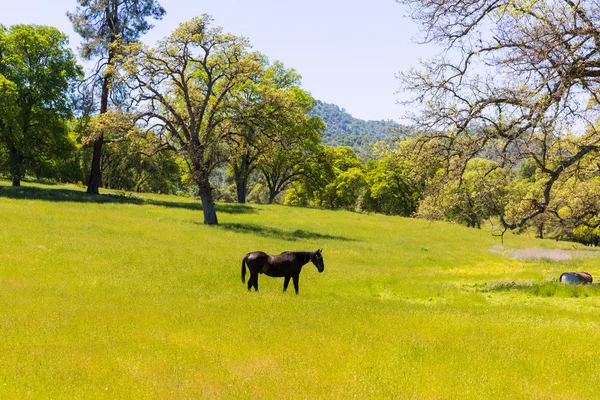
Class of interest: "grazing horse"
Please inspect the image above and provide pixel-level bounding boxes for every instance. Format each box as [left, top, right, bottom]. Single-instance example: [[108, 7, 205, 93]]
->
[[560, 272, 593, 284], [241, 249, 324, 294]]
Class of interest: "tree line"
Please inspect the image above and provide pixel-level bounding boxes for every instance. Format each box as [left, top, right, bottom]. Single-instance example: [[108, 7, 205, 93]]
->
[[0, 2, 417, 226]]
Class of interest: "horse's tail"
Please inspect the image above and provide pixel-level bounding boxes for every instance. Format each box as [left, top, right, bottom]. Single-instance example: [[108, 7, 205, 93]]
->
[[241, 255, 247, 283]]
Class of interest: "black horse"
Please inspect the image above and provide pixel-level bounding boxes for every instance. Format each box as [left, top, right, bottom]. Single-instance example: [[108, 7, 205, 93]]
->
[[241, 249, 324, 294]]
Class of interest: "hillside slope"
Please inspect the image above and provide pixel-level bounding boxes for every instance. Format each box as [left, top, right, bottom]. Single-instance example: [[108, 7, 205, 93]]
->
[[309, 100, 410, 155], [1, 179, 600, 398]]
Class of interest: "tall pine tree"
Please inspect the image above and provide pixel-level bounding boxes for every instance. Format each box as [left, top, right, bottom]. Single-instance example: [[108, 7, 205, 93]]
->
[[68, 0, 165, 194]]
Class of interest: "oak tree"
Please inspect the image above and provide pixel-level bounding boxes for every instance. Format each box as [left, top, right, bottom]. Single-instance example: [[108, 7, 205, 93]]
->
[[399, 0, 600, 230], [122, 15, 263, 224], [224, 61, 304, 203], [285, 146, 365, 210], [258, 109, 324, 204], [0, 25, 81, 186], [225, 61, 324, 203]]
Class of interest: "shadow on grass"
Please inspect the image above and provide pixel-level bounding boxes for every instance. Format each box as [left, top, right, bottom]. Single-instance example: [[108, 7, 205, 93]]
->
[[478, 280, 600, 298], [0, 185, 145, 204], [0, 185, 256, 214], [216, 222, 357, 242], [215, 204, 257, 215]]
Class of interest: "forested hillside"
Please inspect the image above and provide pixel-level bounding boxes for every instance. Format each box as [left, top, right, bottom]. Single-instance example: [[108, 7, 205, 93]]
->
[[309, 100, 409, 156]]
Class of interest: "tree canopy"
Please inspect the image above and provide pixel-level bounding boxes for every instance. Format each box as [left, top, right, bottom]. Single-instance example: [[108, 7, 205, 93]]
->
[[225, 61, 323, 204], [121, 15, 264, 224], [0, 24, 82, 186]]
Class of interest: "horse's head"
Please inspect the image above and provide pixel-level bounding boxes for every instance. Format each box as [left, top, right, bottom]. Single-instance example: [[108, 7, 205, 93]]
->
[[311, 249, 324, 273]]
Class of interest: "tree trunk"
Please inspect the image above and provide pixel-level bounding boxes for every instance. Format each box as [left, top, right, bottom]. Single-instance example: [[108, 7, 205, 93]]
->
[[87, 134, 104, 194], [9, 145, 22, 187], [236, 178, 247, 203], [268, 189, 278, 204], [86, 50, 112, 195], [198, 181, 218, 225], [234, 152, 253, 203], [467, 213, 480, 228], [190, 144, 218, 224]]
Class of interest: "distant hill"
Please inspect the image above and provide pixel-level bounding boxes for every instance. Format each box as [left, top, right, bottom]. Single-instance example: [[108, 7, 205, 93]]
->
[[309, 100, 410, 157]]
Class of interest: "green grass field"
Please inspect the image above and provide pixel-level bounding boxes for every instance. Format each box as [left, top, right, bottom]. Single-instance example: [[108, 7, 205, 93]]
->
[[1, 179, 600, 399]]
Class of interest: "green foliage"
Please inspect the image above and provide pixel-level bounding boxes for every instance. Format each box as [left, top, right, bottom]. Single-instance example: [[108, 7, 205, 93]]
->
[[123, 15, 264, 224], [286, 145, 365, 209], [517, 158, 538, 181], [419, 158, 513, 228], [71, 110, 180, 193], [246, 182, 269, 203], [361, 139, 439, 216], [68, 0, 166, 195], [0, 24, 82, 185], [225, 60, 323, 203], [409, 134, 600, 245], [541, 174, 600, 245], [399, 0, 600, 233], [572, 225, 600, 247], [68, 0, 166, 60], [101, 143, 181, 194]]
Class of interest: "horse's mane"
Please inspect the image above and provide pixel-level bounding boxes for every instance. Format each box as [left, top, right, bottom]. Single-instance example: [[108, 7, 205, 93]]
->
[[282, 251, 313, 262]]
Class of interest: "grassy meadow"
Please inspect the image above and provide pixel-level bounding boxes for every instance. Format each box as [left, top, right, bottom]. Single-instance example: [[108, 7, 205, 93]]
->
[[1, 179, 600, 398]]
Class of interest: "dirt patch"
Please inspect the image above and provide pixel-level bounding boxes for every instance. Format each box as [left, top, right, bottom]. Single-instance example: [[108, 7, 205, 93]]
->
[[490, 245, 599, 262]]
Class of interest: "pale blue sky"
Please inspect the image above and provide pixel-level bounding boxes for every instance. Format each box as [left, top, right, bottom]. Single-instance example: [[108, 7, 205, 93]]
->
[[4, 0, 435, 122]]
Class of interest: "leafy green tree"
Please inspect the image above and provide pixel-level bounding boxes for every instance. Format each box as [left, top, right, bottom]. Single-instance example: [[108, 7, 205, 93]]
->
[[68, 0, 165, 194], [419, 158, 513, 228], [0, 76, 19, 182], [0, 24, 81, 186], [258, 111, 324, 203], [122, 15, 263, 224], [361, 138, 440, 216], [285, 145, 365, 210], [101, 141, 180, 193], [80, 110, 178, 193], [524, 155, 600, 245], [225, 61, 318, 203]]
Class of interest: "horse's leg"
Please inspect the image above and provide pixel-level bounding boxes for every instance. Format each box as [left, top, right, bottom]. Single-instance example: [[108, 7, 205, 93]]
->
[[248, 267, 258, 291], [283, 276, 291, 292], [251, 269, 259, 291], [292, 274, 299, 295]]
